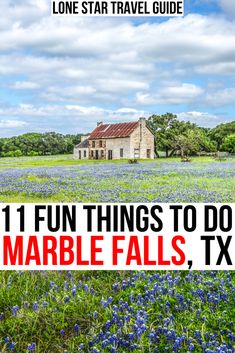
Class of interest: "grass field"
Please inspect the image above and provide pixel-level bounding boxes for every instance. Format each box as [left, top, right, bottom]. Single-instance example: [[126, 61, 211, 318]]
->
[[0, 155, 234, 353], [0, 155, 234, 203]]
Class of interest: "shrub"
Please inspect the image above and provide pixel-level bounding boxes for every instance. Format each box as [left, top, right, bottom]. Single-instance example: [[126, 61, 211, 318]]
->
[[128, 159, 138, 164], [181, 156, 192, 162], [28, 151, 40, 156]]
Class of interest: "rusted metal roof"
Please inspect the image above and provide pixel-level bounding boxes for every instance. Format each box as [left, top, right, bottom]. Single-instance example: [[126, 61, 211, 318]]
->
[[89, 122, 139, 139]]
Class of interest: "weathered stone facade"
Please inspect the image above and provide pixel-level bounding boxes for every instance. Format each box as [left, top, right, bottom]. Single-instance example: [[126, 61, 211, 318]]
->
[[73, 135, 89, 160], [74, 118, 154, 160], [130, 118, 155, 159]]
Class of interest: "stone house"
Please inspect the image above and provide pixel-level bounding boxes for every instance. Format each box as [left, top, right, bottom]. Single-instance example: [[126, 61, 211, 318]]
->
[[74, 117, 154, 160]]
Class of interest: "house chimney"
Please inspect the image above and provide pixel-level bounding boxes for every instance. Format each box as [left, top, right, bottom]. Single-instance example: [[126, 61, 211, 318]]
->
[[139, 117, 146, 142], [139, 117, 146, 124], [97, 121, 103, 127], [80, 134, 90, 142]]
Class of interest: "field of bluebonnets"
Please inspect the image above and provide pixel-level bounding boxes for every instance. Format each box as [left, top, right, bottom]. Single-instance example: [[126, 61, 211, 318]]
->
[[0, 155, 234, 202], [0, 155, 234, 353]]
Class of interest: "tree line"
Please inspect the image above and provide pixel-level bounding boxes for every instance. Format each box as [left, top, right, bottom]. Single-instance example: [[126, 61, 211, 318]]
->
[[0, 132, 81, 157], [147, 114, 235, 157], [0, 115, 234, 157]]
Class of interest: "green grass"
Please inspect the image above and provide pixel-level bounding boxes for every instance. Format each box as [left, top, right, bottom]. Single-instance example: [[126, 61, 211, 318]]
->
[[0, 154, 218, 169], [0, 155, 142, 168]]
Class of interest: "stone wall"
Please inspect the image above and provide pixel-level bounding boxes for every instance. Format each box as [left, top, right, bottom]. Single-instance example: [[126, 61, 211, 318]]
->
[[130, 120, 154, 159], [73, 147, 89, 159], [88, 139, 106, 160], [106, 137, 130, 159], [89, 137, 131, 159]]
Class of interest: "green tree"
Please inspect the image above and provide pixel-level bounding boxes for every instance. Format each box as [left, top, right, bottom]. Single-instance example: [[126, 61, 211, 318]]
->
[[175, 130, 201, 157], [147, 113, 215, 157], [221, 134, 235, 153], [0, 132, 82, 157], [209, 121, 235, 150], [147, 113, 179, 157]]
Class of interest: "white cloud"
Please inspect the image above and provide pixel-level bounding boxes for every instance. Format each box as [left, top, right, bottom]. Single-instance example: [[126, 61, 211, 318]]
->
[[0, 12, 235, 76], [136, 83, 204, 105], [0, 120, 27, 128], [65, 104, 147, 121], [195, 62, 235, 75], [65, 105, 106, 115], [116, 108, 140, 114], [0, 2, 234, 134], [0, 104, 148, 124], [97, 78, 149, 93], [1, 14, 234, 70], [44, 85, 96, 101], [177, 111, 220, 126], [0, 11, 233, 111], [11, 81, 40, 89], [205, 88, 235, 106], [0, 0, 49, 30]]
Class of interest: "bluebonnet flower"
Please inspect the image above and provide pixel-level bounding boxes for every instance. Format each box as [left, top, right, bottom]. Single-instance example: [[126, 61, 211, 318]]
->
[[73, 324, 79, 334], [93, 311, 98, 319], [83, 284, 88, 292], [27, 343, 36, 352], [11, 306, 19, 316], [189, 343, 195, 351], [8, 342, 16, 350], [32, 302, 39, 311], [79, 343, 85, 350], [64, 296, 70, 303]]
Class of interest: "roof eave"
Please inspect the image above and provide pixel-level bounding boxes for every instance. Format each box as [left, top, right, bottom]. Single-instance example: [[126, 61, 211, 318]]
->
[[88, 135, 131, 140]]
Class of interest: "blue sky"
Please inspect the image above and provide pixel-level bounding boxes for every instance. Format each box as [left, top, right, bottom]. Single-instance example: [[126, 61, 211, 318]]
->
[[0, 0, 235, 137]]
